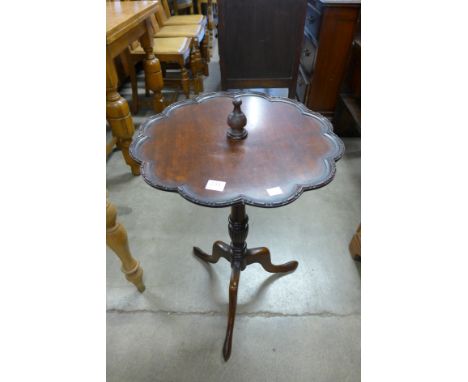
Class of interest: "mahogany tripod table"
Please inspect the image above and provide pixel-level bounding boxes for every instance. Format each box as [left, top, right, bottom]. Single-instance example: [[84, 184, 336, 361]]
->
[[130, 92, 344, 361]]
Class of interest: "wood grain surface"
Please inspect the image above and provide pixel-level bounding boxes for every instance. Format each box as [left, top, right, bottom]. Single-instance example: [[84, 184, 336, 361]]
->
[[106, 1, 159, 44], [130, 92, 344, 208]]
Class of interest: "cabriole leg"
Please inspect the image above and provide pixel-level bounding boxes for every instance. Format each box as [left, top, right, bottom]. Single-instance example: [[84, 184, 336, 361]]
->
[[223, 265, 240, 361], [193, 240, 231, 263], [246, 247, 298, 273]]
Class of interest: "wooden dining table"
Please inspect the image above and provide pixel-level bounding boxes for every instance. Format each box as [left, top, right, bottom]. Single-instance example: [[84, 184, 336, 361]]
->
[[106, 0, 164, 175]]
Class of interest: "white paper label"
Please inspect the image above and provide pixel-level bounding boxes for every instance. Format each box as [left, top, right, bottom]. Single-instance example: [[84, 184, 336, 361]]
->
[[205, 180, 226, 192], [266, 187, 283, 196]]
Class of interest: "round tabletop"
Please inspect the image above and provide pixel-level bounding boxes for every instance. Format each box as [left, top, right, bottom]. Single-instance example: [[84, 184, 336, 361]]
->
[[130, 92, 344, 208]]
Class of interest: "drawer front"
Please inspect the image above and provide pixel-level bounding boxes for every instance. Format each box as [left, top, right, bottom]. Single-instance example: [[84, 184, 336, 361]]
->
[[296, 67, 309, 104], [300, 34, 317, 77], [305, 2, 322, 41]]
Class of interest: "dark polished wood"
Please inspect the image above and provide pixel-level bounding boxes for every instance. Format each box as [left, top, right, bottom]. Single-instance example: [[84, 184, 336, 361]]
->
[[130, 92, 343, 208], [217, 0, 307, 97], [334, 15, 361, 136], [130, 91, 344, 360], [226, 99, 248, 140], [193, 204, 298, 360], [296, 0, 360, 119]]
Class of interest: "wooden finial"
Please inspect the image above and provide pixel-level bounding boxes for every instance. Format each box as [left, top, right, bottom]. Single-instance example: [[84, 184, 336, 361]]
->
[[227, 98, 248, 140]]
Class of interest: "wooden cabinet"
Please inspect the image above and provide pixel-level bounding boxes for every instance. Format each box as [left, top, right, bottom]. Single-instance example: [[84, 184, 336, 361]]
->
[[334, 32, 361, 136], [297, 0, 360, 119], [218, 0, 307, 97]]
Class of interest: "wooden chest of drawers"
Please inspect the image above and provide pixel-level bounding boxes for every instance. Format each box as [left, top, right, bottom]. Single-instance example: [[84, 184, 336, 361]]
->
[[296, 0, 360, 119]]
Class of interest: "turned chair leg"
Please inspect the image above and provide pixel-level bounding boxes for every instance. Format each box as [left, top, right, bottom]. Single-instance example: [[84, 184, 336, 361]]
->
[[193, 38, 207, 87], [190, 45, 202, 94], [201, 37, 210, 76], [106, 196, 145, 292], [202, 36, 210, 64], [207, 1, 214, 49], [139, 22, 165, 113], [181, 66, 190, 99]]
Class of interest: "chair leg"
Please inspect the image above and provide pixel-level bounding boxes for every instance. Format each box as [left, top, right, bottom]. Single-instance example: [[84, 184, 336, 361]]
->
[[209, 30, 213, 49], [106, 196, 145, 292], [202, 36, 210, 65], [128, 60, 139, 114], [181, 66, 190, 98], [190, 46, 202, 94], [207, 2, 215, 48], [194, 38, 209, 78]]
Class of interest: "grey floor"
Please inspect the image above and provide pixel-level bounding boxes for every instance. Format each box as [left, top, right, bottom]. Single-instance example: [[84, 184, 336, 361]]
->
[[107, 35, 361, 382]]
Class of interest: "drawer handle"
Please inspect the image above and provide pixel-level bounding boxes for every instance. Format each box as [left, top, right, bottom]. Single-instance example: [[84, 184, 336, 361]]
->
[[303, 48, 312, 57]]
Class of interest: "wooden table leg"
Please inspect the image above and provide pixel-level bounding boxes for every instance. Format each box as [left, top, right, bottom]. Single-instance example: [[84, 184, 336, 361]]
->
[[106, 195, 145, 292], [106, 52, 141, 175], [223, 264, 240, 361], [139, 19, 165, 113], [193, 240, 231, 263], [218, 204, 248, 361], [245, 247, 298, 273]]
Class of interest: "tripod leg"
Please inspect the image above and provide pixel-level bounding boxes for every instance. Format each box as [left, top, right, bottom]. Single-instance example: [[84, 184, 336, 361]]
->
[[193, 241, 231, 264], [246, 247, 298, 273], [223, 265, 240, 361]]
